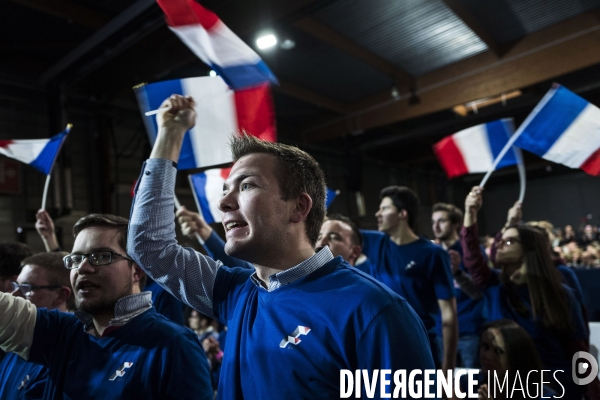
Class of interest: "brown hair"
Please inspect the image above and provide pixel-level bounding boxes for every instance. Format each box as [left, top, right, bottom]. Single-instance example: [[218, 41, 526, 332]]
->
[[432, 202, 463, 228], [483, 319, 544, 397], [21, 252, 75, 311], [231, 134, 326, 246], [500, 225, 572, 337], [73, 214, 146, 290]]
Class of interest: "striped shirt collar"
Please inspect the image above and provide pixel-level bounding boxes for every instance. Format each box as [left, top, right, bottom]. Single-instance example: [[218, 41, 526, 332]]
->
[[74, 292, 153, 337], [249, 246, 334, 292]]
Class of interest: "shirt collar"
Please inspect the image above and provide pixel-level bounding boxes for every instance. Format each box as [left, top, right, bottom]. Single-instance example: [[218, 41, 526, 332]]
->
[[74, 292, 153, 337], [249, 246, 334, 292]]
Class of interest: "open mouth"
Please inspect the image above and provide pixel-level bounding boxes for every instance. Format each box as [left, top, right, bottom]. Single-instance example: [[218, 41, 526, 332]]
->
[[77, 281, 100, 293], [224, 221, 248, 232]]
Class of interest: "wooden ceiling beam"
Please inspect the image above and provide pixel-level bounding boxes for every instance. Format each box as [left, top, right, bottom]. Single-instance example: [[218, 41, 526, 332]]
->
[[293, 16, 415, 88], [441, 0, 502, 58], [303, 12, 600, 141], [8, 0, 111, 29]]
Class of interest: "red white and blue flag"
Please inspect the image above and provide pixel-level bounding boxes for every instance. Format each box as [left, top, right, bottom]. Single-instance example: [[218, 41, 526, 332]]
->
[[135, 76, 276, 169], [157, 0, 278, 90], [189, 167, 231, 223], [513, 85, 600, 176], [433, 119, 518, 178], [0, 126, 70, 175]]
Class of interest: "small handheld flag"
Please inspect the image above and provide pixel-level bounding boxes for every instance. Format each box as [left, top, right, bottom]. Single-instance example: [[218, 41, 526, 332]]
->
[[189, 168, 231, 224], [157, 0, 278, 90], [135, 76, 276, 170], [0, 125, 71, 209], [0, 125, 71, 175], [433, 119, 518, 179], [512, 85, 600, 176]]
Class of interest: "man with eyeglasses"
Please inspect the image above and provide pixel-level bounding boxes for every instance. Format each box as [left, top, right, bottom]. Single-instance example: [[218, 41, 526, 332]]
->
[[0, 252, 71, 399], [0, 213, 213, 400]]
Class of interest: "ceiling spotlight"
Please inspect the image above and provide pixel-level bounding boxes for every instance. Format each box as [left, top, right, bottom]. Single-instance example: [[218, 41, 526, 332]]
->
[[256, 34, 277, 50], [280, 39, 296, 50], [209, 70, 217, 77]]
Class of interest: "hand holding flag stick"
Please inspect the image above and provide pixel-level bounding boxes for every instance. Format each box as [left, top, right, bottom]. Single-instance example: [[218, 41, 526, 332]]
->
[[173, 194, 205, 245]]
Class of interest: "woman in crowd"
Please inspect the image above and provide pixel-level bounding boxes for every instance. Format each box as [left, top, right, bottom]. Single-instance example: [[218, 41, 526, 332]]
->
[[461, 187, 599, 400], [476, 319, 551, 399]]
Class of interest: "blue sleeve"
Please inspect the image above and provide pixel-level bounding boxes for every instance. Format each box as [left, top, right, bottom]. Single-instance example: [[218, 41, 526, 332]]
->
[[29, 310, 78, 367], [212, 266, 254, 326], [565, 286, 587, 341], [149, 283, 185, 326], [360, 230, 387, 267], [204, 231, 253, 270], [128, 159, 223, 318], [162, 332, 213, 400], [429, 249, 455, 300], [356, 299, 436, 399]]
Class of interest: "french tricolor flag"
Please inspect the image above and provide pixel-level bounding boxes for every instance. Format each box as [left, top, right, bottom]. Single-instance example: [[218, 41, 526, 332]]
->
[[157, 0, 278, 89], [135, 76, 276, 169], [0, 126, 70, 175], [433, 119, 518, 178], [513, 85, 600, 176], [189, 168, 231, 223]]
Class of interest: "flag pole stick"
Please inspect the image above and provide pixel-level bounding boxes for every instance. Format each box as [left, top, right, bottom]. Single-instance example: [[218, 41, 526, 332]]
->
[[174, 194, 205, 245], [479, 86, 558, 188], [41, 174, 52, 210], [514, 147, 526, 203]]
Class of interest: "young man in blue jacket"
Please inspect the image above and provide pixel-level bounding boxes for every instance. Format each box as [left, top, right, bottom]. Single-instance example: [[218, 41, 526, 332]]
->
[[128, 95, 436, 400]]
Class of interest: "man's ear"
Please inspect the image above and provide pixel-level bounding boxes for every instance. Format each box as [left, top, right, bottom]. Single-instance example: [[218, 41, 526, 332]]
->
[[349, 245, 362, 266], [398, 209, 408, 220], [290, 193, 313, 224], [56, 286, 72, 304], [131, 263, 145, 287]]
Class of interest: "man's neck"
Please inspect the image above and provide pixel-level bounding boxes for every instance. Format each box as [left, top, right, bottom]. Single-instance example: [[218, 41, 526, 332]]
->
[[440, 233, 459, 250], [253, 244, 316, 287], [92, 313, 115, 336], [388, 224, 419, 246]]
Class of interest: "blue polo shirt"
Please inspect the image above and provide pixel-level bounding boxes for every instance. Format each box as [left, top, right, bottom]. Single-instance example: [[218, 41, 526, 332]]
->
[[0, 352, 47, 399], [360, 231, 455, 333], [212, 256, 435, 400], [28, 308, 213, 400]]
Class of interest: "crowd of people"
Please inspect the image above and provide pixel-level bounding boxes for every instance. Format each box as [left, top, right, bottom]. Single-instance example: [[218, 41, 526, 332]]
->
[[0, 94, 598, 399]]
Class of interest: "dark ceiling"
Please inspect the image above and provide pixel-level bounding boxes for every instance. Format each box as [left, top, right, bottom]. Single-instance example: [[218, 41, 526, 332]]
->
[[3, 0, 600, 176]]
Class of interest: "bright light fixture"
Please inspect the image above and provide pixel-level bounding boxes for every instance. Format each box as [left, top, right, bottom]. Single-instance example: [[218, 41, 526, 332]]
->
[[209, 70, 217, 77], [256, 34, 277, 49]]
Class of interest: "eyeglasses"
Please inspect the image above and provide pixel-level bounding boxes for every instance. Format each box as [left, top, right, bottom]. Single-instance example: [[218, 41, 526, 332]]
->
[[10, 282, 61, 297], [499, 237, 521, 247], [63, 251, 133, 270]]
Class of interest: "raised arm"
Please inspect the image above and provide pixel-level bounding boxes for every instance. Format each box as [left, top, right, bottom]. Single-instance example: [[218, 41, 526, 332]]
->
[[35, 209, 60, 252], [176, 206, 253, 270], [0, 293, 37, 360], [127, 95, 221, 318], [461, 186, 492, 287], [448, 249, 483, 300]]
